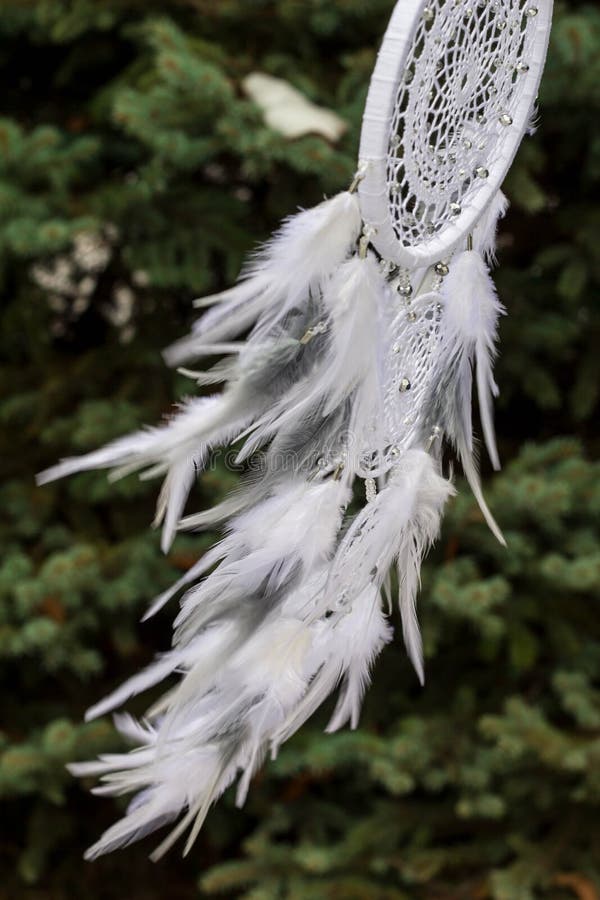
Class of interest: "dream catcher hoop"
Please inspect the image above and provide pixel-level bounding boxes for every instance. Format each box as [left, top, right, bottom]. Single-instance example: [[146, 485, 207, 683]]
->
[[359, 0, 553, 266], [39, 0, 554, 861]]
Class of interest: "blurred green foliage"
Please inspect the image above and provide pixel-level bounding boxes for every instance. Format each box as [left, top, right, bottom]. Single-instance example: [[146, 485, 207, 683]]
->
[[0, 1, 598, 898]]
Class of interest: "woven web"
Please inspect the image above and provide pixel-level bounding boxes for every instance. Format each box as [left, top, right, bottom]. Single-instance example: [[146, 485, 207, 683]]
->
[[388, 0, 538, 250], [382, 290, 443, 455], [348, 283, 443, 479]]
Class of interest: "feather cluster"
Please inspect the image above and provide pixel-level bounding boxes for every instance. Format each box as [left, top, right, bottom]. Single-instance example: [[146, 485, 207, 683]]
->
[[39, 183, 508, 859]]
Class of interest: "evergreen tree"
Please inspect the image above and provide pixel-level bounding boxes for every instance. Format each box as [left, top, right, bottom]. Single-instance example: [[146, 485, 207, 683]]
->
[[0, 1, 598, 897]]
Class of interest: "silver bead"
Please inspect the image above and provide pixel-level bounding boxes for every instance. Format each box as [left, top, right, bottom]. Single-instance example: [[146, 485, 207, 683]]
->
[[391, 135, 401, 148], [407, 310, 417, 323], [423, 6, 435, 21], [516, 61, 530, 73], [399, 377, 412, 393], [463, 138, 473, 149], [499, 113, 513, 126], [397, 282, 413, 298], [476, 113, 486, 124], [365, 477, 377, 504], [434, 261, 450, 276], [526, 6, 538, 16], [458, 168, 466, 177], [450, 202, 461, 216], [475, 166, 489, 179], [392, 342, 401, 353]]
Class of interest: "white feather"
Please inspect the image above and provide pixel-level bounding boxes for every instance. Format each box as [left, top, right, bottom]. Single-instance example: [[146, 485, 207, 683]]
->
[[75, 603, 319, 859], [233, 253, 386, 470], [37, 377, 279, 553], [472, 190, 509, 266], [328, 449, 454, 683], [36, 394, 233, 484], [87, 478, 349, 720], [153, 455, 203, 554], [273, 585, 391, 746], [38, 190, 362, 556], [67, 471, 363, 858], [438, 250, 507, 545], [320, 254, 383, 413], [442, 250, 506, 472], [165, 190, 362, 365], [325, 587, 392, 732], [178, 478, 271, 532], [141, 541, 227, 621], [85, 625, 232, 722], [171, 478, 351, 645]]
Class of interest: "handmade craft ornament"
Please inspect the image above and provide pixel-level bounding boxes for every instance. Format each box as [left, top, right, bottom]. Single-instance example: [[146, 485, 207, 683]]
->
[[38, 0, 553, 860]]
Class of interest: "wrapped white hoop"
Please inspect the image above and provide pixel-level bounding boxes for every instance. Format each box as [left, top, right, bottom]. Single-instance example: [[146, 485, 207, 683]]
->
[[358, 0, 553, 267]]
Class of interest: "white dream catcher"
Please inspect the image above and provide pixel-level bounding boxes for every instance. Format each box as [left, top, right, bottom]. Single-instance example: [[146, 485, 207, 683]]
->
[[39, 0, 553, 860]]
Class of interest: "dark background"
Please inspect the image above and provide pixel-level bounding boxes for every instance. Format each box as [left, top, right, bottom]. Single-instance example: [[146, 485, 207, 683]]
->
[[0, 1, 598, 898]]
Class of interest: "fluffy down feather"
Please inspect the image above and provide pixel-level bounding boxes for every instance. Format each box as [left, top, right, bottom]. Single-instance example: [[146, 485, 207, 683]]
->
[[434, 250, 507, 545], [272, 584, 392, 747], [37, 189, 361, 552], [472, 190, 509, 265], [84, 478, 350, 720], [37, 324, 327, 552], [67, 477, 396, 861], [37, 394, 247, 553], [233, 252, 386, 470], [441, 250, 506, 471], [165, 190, 362, 365], [327, 449, 455, 683]]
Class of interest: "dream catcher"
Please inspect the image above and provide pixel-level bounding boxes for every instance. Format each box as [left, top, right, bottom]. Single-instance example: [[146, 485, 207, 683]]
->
[[39, 0, 553, 860]]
